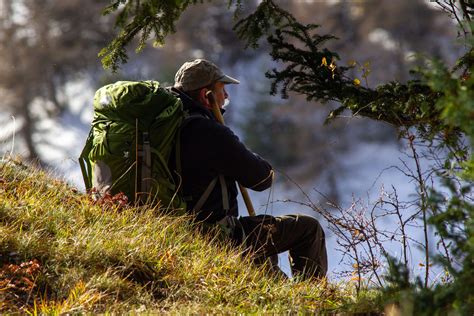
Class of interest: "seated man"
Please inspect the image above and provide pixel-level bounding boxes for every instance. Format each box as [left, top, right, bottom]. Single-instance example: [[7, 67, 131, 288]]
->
[[171, 59, 327, 279]]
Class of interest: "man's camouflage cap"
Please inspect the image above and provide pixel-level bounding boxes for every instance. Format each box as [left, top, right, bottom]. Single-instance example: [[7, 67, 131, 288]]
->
[[174, 59, 240, 92]]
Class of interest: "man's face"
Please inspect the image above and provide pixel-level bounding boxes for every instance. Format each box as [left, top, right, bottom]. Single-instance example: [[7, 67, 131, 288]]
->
[[211, 81, 228, 108]]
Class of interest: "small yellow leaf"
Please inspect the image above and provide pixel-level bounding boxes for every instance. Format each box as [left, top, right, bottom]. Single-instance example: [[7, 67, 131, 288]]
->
[[152, 40, 164, 48], [321, 57, 328, 67], [353, 78, 361, 86], [348, 60, 357, 67]]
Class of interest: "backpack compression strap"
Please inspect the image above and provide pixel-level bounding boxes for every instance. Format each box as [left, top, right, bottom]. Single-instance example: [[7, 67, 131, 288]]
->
[[79, 129, 95, 190], [140, 131, 152, 195], [135, 119, 152, 204]]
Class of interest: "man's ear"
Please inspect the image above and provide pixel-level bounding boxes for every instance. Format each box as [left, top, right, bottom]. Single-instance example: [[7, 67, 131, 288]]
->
[[198, 88, 210, 107]]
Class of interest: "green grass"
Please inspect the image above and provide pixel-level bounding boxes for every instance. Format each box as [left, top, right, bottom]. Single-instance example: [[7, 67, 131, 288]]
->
[[0, 157, 383, 314]]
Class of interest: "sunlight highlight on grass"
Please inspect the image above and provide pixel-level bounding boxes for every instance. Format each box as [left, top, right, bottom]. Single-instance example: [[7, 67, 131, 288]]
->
[[0, 157, 383, 313]]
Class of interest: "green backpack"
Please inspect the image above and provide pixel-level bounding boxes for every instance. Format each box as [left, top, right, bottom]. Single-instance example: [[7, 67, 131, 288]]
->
[[79, 80, 187, 211]]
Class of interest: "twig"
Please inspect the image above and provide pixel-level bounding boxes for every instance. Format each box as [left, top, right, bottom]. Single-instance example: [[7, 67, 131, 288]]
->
[[408, 134, 430, 288]]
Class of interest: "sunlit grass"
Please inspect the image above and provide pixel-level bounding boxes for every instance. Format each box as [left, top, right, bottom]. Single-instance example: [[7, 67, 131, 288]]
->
[[0, 157, 383, 314]]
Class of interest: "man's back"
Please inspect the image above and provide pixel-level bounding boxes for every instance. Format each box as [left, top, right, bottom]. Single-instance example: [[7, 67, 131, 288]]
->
[[176, 90, 273, 223]]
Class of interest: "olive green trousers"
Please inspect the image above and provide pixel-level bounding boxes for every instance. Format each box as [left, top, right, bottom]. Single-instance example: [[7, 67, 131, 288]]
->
[[239, 214, 328, 280]]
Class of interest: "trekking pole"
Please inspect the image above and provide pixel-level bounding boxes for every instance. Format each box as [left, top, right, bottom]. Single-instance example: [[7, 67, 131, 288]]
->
[[206, 91, 257, 216]]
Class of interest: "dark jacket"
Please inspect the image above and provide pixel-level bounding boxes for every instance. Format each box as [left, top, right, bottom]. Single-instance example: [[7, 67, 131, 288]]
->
[[171, 88, 273, 223]]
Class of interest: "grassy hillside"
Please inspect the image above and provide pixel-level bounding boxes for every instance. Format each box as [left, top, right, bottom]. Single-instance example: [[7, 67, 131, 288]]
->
[[0, 157, 382, 314]]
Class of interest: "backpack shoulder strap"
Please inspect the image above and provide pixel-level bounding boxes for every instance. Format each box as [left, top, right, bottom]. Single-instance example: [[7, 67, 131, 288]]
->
[[218, 174, 230, 211], [192, 177, 218, 213]]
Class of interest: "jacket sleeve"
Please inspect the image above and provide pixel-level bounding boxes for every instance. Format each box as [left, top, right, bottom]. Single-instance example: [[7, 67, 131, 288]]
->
[[184, 118, 274, 191]]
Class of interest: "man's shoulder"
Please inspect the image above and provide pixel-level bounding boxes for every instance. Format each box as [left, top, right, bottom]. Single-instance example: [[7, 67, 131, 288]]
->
[[181, 113, 236, 140], [183, 113, 218, 130]]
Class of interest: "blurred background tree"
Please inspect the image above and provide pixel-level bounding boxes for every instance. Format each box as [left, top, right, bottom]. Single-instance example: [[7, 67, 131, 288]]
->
[[0, 0, 112, 163]]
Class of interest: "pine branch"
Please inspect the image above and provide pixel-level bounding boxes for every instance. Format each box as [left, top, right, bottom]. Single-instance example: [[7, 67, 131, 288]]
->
[[249, 14, 447, 130], [233, 0, 296, 48], [99, 0, 203, 71]]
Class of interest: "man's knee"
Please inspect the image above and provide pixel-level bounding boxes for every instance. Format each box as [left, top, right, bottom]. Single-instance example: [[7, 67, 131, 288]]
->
[[288, 214, 325, 238]]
